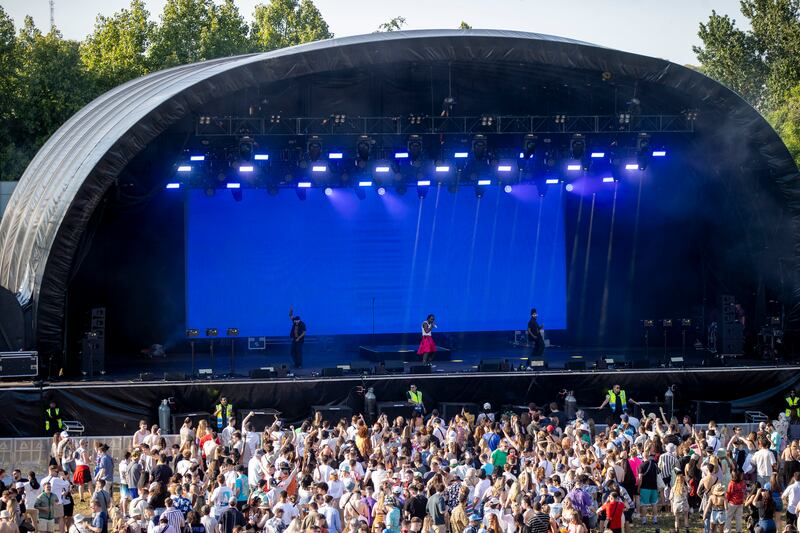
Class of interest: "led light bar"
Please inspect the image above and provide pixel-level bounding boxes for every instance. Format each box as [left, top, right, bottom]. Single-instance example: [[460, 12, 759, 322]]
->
[[189, 155, 205, 161], [497, 165, 513, 172], [454, 152, 469, 159], [177, 165, 192, 172], [652, 150, 667, 157], [328, 152, 343, 159], [166, 183, 181, 189], [394, 152, 409, 159], [625, 163, 639, 170], [590, 152, 605, 158], [417, 180, 431, 186], [358, 181, 373, 187], [477, 179, 492, 186], [254, 154, 269, 161], [545, 178, 560, 184], [239, 165, 254, 172], [567, 164, 581, 171], [602, 177, 615, 183], [375, 166, 391, 173], [297, 182, 312, 188], [435, 165, 450, 172], [226, 183, 241, 189], [312, 165, 327, 172]]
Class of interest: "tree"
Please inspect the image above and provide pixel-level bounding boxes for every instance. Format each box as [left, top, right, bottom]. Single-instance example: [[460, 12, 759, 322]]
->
[[0, 6, 21, 180], [80, 0, 155, 93], [693, 10, 768, 109], [200, 0, 251, 60], [149, 0, 213, 68], [770, 85, 800, 164], [458, 21, 472, 29], [251, 0, 332, 52], [377, 16, 406, 32]]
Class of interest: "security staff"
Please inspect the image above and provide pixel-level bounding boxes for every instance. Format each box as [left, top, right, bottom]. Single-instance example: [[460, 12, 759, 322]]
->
[[213, 396, 233, 430], [786, 389, 800, 420], [44, 400, 63, 434], [598, 384, 639, 423], [406, 384, 425, 415]]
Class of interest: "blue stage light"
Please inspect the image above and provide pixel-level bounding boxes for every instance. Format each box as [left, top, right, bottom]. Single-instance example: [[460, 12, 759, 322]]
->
[[602, 177, 615, 183], [358, 181, 373, 187], [567, 164, 581, 171], [565, 183, 574, 192], [503, 185, 513, 193], [324, 187, 333, 196], [166, 183, 181, 189], [497, 165, 513, 172], [377, 187, 387, 196], [545, 178, 560, 185], [375, 166, 391, 173], [189, 155, 205, 161], [328, 152, 343, 159], [477, 179, 491, 186], [454, 152, 469, 159], [417, 180, 431, 186], [239, 165, 254, 172], [254, 154, 269, 161], [297, 182, 312, 188], [435, 165, 450, 173], [394, 152, 409, 159], [625, 163, 639, 170], [177, 165, 192, 172], [227, 183, 241, 189], [652, 150, 667, 157], [312, 165, 327, 172], [590, 152, 605, 158]]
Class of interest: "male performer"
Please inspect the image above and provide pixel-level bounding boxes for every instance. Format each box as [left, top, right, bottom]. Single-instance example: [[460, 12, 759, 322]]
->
[[289, 307, 306, 368], [526, 308, 545, 361]]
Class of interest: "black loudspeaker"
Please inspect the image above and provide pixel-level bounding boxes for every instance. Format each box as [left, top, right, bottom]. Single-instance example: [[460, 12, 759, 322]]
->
[[0, 286, 26, 351], [384, 360, 405, 374], [564, 360, 587, 371], [81, 333, 105, 375], [310, 405, 354, 424], [693, 400, 732, 423], [720, 323, 744, 355], [439, 402, 480, 421], [478, 358, 508, 372], [408, 364, 432, 374], [249, 368, 275, 379], [377, 401, 411, 420], [321, 367, 343, 377], [527, 358, 548, 369], [348, 361, 372, 374], [164, 371, 187, 381], [172, 411, 211, 432]]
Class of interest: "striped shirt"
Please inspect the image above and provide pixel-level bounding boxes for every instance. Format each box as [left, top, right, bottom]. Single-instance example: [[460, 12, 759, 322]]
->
[[658, 452, 680, 482], [161, 507, 185, 532]]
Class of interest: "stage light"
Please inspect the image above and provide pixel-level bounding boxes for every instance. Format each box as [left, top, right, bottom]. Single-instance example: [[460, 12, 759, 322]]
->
[[312, 165, 327, 173], [454, 152, 469, 159], [239, 136, 254, 161], [522, 134, 537, 159], [358, 181, 373, 187], [177, 165, 192, 172], [477, 179, 491, 186], [186, 329, 199, 337], [474, 185, 485, 198], [166, 183, 181, 189], [254, 154, 269, 161], [570, 134, 586, 159], [435, 165, 450, 173], [497, 165, 512, 172], [417, 180, 431, 186], [408, 135, 423, 162], [239, 165, 254, 172], [375, 165, 391, 173], [226, 328, 239, 336], [591, 152, 605, 159], [324, 187, 333, 196], [356, 135, 371, 162], [297, 182, 312, 188], [625, 163, 639, 170], [503, 184, 513, 193], [565, 183, 575, 192], [480, 114, 495, 127], [554, 114, 566, 124], [189, 155, 205, 161], [472, 134, 488, 159], [637, 133, 651, 170], [206, 328, 218, 337], [652, 150, 666, 157], [394, 152, 409, 159], [602, 177, 615, 183], [328, 152, 343, 159], [226, 183, 241, 189], [377, 186, 387, 196], [567, 164, 581, 171], [545, 178, 560, 185], [307, 136, 323, 162]]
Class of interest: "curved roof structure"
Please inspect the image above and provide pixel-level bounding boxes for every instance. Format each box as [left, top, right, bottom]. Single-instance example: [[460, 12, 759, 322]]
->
[[0, 29, 797, 353]]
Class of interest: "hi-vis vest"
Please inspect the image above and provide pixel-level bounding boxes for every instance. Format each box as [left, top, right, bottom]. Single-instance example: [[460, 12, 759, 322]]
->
[[786, 396, 800, 417], [45, 407, 62, 432], [608, 390, 627, 412], [408, 390, 423, 405], [215, 403, 233, 428]]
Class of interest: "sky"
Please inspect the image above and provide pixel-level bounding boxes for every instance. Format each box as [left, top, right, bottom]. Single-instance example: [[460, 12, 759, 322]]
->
[[3, 0, 749, 66]]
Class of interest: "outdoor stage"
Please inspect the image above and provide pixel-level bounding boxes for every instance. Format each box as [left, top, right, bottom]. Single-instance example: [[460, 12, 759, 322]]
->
[[1, 358, 798, 437]]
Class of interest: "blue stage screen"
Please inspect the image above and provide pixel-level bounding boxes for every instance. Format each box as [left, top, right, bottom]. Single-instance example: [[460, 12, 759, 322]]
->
[[186, 184, 566, 337]]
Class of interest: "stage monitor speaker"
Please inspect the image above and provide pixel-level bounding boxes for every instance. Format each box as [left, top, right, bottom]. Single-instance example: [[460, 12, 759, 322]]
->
[[348, 361, 372, 374], [310, 404, 354, 424], [377, 401, 410, 420], [478, 358, 508, 372], [408, 364, 432, 374], [384, 360, 405, 374], [321, 367, 343, 377], [249, 368, 275, 379], [275, 364, 290, 378], [527, 358, 548, 369], [564, 360, 586, 371], [439, 402, 480, 421], [693, 400, 732, 423], [163, 371, 187, 381]]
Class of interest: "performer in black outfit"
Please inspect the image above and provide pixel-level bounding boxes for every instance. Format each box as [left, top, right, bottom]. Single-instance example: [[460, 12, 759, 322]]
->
[[289, 307, 306, 368], [526, 308, 545, 363]]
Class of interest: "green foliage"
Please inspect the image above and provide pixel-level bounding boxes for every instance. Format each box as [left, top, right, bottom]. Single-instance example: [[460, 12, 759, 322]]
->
[[200, 0, 251, 59], [377, 16, 406, 32], [251, 0, 332, 51], [149, 0, 214, 68], [458, 21, 472, 29], [770, 85, 800, 164], [80, 0, 154, 93]]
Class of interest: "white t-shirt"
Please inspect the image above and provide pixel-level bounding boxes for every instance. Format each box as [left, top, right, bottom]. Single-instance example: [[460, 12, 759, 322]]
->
[[275, 502, 298, 526], [752, 449, 776, 477], [24, 480, 42, 509], [247, 456, 263, 488]]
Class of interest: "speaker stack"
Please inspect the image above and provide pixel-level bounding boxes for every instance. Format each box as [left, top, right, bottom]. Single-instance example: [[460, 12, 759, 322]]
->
[[81, 307, 106, 376], [718, 295, 743, 356]]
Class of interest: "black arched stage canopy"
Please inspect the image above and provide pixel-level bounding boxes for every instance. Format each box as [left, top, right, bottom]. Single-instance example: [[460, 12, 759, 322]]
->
[[0, 29, 798, 357]]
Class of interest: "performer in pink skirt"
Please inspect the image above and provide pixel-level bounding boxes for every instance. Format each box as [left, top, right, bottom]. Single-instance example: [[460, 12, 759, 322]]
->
[[417, 314, 437, 364]]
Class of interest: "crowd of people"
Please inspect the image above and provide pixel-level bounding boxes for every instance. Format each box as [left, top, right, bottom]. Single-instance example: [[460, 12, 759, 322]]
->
[[2, 386, 800, 533]]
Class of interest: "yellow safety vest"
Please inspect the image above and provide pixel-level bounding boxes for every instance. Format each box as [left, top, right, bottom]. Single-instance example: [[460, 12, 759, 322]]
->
[[408, 390, 423, 405], [608, 390, 627, 412], [45, 407, 62, 432], [786, 396, 800, 417], [215, 403, 233, 428]]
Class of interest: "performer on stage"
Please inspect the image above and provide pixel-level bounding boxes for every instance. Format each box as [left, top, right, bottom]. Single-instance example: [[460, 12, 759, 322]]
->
[[417, 314, 437, 365], [289, 307, 306, 368], [526, 308, 545, 362]]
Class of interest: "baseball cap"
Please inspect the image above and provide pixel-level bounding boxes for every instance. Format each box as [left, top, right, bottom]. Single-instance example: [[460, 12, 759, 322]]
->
[[483, 403, 491, 410]]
